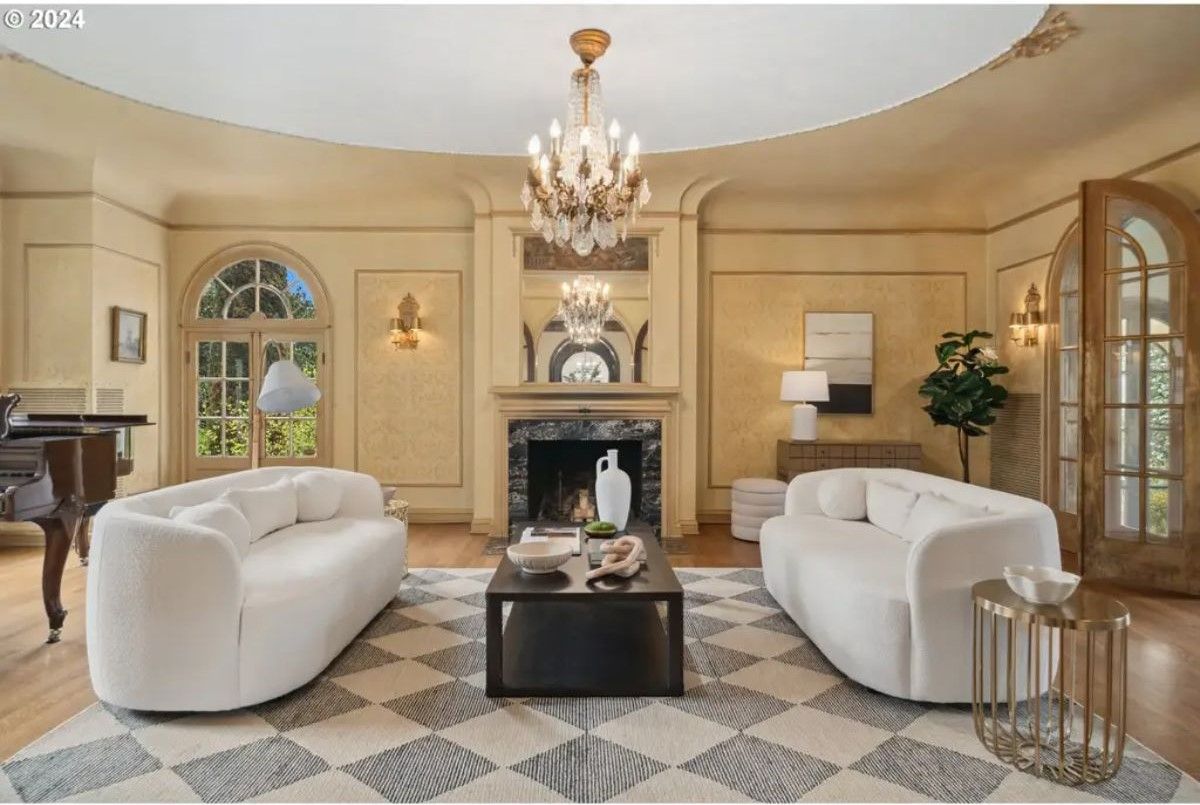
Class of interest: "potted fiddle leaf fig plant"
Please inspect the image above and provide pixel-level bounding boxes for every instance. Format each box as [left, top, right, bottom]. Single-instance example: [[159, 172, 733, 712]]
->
[[918, 330, 1009, 484]]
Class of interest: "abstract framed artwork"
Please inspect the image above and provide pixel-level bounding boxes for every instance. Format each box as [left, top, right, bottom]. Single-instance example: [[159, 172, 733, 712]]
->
[[111, 306, 148, 364], [804, 312, 873, 414]]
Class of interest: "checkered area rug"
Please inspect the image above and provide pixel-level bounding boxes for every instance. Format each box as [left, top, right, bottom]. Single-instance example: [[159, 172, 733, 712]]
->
[[3, 568, 1197, 803]]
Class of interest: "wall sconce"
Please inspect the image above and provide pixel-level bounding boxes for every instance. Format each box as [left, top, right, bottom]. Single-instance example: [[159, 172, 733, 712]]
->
[[390, 293, 421, 349], [1008, 283, 1043, 347]]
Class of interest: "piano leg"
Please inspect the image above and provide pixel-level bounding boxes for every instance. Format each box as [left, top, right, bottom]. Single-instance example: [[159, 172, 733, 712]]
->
[[41, 519, 71, 644], [75, 517, 91, 566]]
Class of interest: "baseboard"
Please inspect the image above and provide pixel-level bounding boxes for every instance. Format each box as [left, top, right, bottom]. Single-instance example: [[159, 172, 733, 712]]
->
[[407, 508, 473, 524], [469, 518, 492, 535], [677, 519, 700, 536], [0, 524, 45, 547], [698, 509, 732, 524]]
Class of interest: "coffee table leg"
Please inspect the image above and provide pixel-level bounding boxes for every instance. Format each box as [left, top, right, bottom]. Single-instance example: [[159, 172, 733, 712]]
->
[[486, 596, 503, 697], [667, 596, 684, 695]]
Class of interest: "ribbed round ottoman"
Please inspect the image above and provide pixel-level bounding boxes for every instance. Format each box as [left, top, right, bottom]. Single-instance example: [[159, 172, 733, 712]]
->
[[730, 477, 787, 542]]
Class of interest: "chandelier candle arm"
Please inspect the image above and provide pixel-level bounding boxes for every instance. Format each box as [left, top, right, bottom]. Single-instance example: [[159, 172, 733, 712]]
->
[[521, 28, 651, 257]]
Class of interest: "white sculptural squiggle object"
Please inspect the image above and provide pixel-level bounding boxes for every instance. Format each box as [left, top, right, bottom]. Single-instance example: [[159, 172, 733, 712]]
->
[[584, 535, 645, 581]]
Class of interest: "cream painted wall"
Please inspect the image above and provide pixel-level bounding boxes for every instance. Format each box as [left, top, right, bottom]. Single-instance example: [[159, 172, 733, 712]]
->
[[167, 228, 475, 518], [697, 230, 989, 516]]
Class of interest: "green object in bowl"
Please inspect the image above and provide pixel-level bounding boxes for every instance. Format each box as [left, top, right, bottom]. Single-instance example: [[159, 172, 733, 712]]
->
[[584, 521, 618, 536]]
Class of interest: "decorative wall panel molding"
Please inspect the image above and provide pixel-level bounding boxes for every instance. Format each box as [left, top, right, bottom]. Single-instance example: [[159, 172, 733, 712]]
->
[[355, 270, 463, 487]]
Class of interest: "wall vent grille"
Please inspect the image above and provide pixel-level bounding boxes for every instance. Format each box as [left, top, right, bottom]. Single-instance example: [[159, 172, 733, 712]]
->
[[95, 388, 125, 415], [8, 386, 88, 414], [990, 392, 1042, 501]]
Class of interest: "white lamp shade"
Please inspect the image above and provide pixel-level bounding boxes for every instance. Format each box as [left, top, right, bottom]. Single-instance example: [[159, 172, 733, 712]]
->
[[257, 359, 321, 413], [780, 370, 829, 402]]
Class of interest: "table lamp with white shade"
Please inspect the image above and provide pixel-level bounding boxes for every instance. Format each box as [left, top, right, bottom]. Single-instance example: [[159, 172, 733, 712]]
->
[[780, 370, 829, 441]]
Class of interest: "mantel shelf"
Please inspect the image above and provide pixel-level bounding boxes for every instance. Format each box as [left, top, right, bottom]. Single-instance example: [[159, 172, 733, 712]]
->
[[490, 385, 680, 399]]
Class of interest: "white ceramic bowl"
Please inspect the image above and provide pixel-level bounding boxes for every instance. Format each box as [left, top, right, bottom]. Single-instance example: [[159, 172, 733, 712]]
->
[[507, 542, 572, 574], [1003, 565, 1081, 605]]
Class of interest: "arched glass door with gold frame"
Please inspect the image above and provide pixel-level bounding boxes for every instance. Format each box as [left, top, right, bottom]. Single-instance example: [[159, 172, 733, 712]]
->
[[1080, 179, 1200, 594], [1044, 221, 1082, 566]]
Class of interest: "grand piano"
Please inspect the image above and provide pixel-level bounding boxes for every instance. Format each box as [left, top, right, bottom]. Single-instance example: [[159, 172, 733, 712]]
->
[[0, 392, 153, 643]]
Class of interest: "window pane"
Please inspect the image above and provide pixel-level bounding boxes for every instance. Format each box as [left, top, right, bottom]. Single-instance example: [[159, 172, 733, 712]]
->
[[225, 380, 250, 419], [287, 270, 317, 319], [1108, 197, 1185, 266], [1059, 293, 1079, 347], [1146, 338, 1184, 405], [1105, 270, 1142, 337], [198, 282, 229, 319], [225, 419, 250, 457], [226, 342, 250, 378], [259, 260, 288, 291], [1145, 478, 1183, 543], [293, 341, 319, 378], [1060, 350, 1079, 403], [1105, 230, 1142, 270], [265, 418, 291, 457], [1105, 340, 1142, 405], [1060, 405, 1079, 459], [1059, 237, 1080, 293], [1104, 475, 1141, 540], [1059, 460, 1078, 515], [197, 341, 222, 378], [1146, 267, 1185, 334], [217, 260, 256, 290], [226, 288, 257, 319], [259, 288, 289, 319], [197, 419, 221, 457], [294, 419, 317, 457], [1104, 408, 1141, 472], [1146, 408, 1182, 475], [197, 380, 222, 417]]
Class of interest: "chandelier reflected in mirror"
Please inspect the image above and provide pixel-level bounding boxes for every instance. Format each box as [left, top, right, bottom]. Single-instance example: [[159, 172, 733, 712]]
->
[[521, 28, 650, 257], [559, 274, 612, 345]]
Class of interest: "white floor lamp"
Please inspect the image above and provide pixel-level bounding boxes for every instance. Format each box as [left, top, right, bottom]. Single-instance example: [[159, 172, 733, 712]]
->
[[781, 370, 829, 441], [254, 355, 321, 468]]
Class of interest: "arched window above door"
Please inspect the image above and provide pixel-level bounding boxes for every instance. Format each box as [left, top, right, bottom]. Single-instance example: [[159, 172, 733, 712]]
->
[[183, 245, 329, 328]]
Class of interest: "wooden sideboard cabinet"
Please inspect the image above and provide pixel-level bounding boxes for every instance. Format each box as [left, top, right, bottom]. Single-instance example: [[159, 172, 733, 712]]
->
[[776, 439, 923, 481]]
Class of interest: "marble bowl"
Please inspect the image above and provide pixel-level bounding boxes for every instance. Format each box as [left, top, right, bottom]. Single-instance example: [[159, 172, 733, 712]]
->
[[1004, 565, 1081, 605], [507, 542, 572, 574]]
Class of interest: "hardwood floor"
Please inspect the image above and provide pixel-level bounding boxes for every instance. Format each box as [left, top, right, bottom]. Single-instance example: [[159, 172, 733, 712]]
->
[[2, 524, 1197, 779]]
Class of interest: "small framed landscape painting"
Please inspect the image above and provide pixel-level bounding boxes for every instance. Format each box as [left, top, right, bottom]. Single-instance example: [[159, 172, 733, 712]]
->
[[804, 312, 873, 414], [111, 307, 147, 364]]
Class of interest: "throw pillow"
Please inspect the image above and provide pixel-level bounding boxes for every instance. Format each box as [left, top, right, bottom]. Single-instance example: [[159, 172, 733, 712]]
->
[[817, 474, 867, 520], [219, 478, 299, 541], [865, 480, 919, 537], [169, 501, 252, 557], [900, 492, 990, 543], [293, 470, 343, 522]]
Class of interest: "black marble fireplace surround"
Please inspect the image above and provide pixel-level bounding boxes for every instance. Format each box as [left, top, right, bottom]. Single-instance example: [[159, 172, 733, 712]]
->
[[508, 418, 662, 527]]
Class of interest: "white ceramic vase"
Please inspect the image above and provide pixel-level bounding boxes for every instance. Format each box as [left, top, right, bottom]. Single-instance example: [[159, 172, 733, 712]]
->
[[595, 448, 631, 530]]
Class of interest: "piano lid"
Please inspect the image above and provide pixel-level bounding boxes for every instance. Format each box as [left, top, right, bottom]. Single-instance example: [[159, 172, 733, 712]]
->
[[4, 413, 154, 438]]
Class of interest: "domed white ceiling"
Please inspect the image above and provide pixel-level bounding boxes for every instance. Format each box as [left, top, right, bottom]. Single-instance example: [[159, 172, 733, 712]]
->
[[0, 5, 1045, 155]]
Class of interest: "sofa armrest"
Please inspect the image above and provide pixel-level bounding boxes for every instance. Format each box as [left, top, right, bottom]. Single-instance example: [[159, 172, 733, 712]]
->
[[332, 469, 386, 519], [86, 511, 244, 710], [904, 511, 1060, 701], [783, 471, 831, 516]]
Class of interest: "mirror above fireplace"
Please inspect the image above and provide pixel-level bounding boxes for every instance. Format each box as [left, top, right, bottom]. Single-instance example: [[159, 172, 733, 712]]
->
[[520, 237, 651, 385]]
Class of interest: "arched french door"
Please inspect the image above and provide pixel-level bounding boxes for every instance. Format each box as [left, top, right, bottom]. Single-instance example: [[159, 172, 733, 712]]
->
[[181, 246, 331, 479], [1075, 180, 1200, 592], [1044, 221, 1082, 565]]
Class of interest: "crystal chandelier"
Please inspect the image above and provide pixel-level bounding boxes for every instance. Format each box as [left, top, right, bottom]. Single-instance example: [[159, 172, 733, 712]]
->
[[558, 274, 612, 345], [521, 28, 650, 257]]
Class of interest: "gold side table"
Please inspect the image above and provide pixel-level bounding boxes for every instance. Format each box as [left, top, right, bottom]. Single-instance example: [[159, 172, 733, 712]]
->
[[972, 579, 1130, 786], [382, 486, 410, 577]]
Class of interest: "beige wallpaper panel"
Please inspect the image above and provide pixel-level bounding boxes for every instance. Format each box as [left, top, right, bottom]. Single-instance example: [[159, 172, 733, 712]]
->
[[356, 271, 463, 486], [708, 272, 968, 486]]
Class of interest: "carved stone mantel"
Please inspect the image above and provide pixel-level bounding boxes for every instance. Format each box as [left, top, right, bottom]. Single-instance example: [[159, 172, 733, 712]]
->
[[490, 385, 681, 538]]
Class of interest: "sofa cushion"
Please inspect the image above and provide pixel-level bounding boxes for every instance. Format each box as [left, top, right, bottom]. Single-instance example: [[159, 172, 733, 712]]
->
[[899, 492, 990, 543], [866, 480, 918, 536], [168, 501, 252, 558], [817, 474, 867, 520], [219, 478, 298, 541], [292, 470, 343, 522]]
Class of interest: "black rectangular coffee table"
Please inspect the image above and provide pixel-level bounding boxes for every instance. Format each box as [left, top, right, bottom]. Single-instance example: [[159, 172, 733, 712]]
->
[[485, 534, 684, 697]]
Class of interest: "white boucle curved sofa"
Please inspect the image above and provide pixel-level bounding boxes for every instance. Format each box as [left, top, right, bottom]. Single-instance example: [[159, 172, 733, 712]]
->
[[86, 467, 407, 712], [761, 468, 1058, 703]]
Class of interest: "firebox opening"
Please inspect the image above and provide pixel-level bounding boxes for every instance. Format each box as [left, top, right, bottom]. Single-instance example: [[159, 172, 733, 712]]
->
[[527, 439, 643, 523]]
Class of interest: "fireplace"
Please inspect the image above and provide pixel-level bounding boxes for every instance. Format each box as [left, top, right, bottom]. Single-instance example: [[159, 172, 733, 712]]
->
[[508, 418, 662, 528]]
